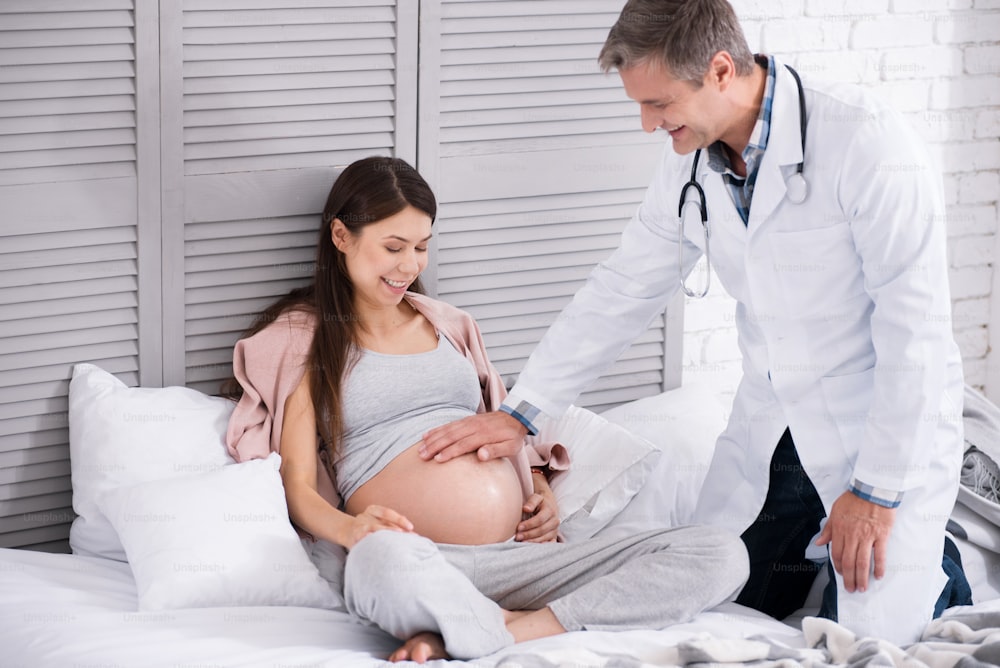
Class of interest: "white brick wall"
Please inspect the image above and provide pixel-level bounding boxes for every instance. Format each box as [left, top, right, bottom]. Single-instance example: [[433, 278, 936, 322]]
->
[[683, 2, 1000, 409]]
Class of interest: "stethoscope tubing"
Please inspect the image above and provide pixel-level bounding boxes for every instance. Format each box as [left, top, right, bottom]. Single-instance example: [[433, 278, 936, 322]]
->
[[679, 64, 807, 299]]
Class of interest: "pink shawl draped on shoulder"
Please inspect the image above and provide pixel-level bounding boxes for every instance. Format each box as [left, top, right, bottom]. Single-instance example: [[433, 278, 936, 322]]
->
[[225, 292, 568, 508]]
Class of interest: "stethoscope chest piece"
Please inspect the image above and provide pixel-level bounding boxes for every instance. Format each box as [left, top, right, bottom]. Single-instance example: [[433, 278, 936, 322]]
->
[[786, 171, 807, 205]]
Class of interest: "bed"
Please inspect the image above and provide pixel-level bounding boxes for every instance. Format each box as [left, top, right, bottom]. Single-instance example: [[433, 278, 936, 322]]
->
[[1, 365, 999, 668]]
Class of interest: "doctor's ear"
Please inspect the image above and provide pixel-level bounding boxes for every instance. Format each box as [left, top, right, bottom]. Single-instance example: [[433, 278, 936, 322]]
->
[[330, 218, 351, 251], [706, 51, 737, 90]]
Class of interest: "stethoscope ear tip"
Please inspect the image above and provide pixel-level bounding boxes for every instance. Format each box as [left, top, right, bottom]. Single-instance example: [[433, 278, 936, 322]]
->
[[786, 172, 808, 205]]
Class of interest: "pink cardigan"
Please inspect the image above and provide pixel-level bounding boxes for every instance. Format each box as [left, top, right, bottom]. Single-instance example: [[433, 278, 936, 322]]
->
[[225, 292, 567, 508]]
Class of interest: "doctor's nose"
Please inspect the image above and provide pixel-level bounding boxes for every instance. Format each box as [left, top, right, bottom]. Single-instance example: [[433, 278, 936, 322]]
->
[[639, 108, 661, 134]]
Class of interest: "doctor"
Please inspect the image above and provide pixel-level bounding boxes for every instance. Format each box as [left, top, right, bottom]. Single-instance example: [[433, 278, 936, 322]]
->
[[420, 0, 970, 645]]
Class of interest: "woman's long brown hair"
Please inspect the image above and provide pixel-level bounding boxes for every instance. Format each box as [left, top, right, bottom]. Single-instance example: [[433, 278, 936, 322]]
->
[[223, 156, 437, 467]]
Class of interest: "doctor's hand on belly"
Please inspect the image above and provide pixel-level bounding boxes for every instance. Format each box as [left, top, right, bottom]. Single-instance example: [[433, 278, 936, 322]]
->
[[419, 411, 528, 463], [418, 413, 559, 543], [815, 491, 897, 593]]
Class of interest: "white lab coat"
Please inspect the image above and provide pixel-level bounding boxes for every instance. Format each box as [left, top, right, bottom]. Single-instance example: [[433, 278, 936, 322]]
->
[[508, 59, 964, 644]]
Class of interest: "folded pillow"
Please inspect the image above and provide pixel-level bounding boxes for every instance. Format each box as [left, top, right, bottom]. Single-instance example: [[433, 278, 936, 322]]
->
[[529, 405, 661, 542], [600, 383, 726, 531], [97, 453, 339, 611], [302, 537, 348, 613], [68, 364, 236, 561]]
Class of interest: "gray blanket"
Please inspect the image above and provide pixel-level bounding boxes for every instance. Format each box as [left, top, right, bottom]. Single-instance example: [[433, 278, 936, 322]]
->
[[489, 603, 1000, 667], [960, 386, 1000, 530]]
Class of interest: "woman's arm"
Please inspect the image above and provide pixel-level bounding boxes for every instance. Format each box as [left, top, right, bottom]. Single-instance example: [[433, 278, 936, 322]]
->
[[516, 468, 559, 543], [280, 372, 414, 549]]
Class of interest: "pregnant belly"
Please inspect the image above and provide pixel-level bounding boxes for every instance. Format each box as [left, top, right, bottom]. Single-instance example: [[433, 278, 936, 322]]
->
[[344, 442, 524, 545]]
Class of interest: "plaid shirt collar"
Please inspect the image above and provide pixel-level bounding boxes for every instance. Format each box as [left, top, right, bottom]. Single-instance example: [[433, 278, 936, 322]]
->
[[706, 54, 775, 225]]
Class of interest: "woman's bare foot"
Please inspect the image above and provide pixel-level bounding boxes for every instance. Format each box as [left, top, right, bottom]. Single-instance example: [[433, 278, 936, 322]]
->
[[388, 631, 448, 663]]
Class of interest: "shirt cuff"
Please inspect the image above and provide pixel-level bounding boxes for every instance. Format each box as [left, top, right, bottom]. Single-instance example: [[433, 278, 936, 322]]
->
[[499, 401, 540, 436], [849, 478, 904, 508]]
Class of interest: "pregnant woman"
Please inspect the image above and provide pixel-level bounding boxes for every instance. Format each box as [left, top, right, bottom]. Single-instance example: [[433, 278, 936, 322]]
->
[[225, 156, 749, 663]]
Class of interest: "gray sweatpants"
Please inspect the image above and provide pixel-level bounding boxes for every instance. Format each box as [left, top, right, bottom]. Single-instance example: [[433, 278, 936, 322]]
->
[[343, 526, 749, 660]]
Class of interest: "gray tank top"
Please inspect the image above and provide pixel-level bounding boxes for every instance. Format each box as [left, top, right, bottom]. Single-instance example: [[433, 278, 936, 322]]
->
[[334, 335, 481, 502]]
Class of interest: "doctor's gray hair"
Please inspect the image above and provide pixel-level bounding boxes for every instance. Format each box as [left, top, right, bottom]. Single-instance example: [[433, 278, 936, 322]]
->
[[598, 0, 755, 85]]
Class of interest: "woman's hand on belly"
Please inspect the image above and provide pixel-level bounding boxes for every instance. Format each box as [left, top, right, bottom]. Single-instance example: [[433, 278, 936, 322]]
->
[[345, 442, 524, 545], [339, 505, 415, 550], [517, 489, 559, 543]]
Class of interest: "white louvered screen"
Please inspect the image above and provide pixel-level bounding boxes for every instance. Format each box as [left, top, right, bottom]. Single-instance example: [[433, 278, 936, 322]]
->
[[181, 2, 400, 175], [437, 189, 669, 410], [168, 0, 417, 393], [438, 1, 647, 158], [182, 173, 335, 395], [0, 0, 151, 551], [0, 1, 138, 187], [422, 0, 675, 413]]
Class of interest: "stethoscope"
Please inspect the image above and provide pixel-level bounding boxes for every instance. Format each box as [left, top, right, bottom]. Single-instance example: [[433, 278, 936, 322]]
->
[[679, 65, 808, 298]]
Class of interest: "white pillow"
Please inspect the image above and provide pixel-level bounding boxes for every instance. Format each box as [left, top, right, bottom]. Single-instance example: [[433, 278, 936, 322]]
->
[[529, 405, 661, 542], [301, 537, 348, 613], [97, 454, 339, 611], [68, 363, 236, 561], [599, 383, 727, 533]]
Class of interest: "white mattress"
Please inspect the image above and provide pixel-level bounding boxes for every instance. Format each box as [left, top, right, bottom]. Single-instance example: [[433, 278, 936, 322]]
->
[[2, 532, 999, 666], [0, 546, 806, 668]]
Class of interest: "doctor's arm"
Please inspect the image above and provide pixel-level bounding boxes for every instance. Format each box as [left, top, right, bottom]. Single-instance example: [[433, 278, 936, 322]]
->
[[816, 115, 952, 593], [419, 409, 528, 462]]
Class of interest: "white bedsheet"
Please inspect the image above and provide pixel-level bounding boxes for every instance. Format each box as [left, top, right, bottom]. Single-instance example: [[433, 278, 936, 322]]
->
[[0, 547, 395, 667], [2, 536, 999, 667], [0, 546, 804, 668]]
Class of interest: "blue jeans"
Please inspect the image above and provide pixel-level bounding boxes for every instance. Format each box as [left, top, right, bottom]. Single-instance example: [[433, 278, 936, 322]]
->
[[735, 428, 972, 621]]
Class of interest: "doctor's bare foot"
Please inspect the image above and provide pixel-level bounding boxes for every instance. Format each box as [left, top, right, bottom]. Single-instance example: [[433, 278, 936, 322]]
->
[[389, 631, 447, 663]]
